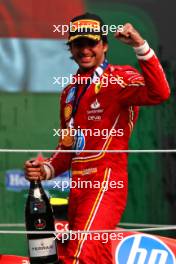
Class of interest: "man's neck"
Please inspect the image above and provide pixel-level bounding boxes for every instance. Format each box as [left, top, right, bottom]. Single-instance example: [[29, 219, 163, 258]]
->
[[78, 66, 95, 74], [78, 57, 106, 73]]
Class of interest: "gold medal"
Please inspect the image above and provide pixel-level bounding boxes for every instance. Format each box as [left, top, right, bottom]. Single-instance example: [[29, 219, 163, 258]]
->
[[61, 128, 74, 147]]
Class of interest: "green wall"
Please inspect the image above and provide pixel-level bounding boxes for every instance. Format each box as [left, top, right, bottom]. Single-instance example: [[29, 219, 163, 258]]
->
[[0, 93, 59, 256]]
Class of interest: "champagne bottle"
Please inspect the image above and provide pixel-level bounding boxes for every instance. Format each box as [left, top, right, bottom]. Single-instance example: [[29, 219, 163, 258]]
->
[[25, 180, 58, 263]]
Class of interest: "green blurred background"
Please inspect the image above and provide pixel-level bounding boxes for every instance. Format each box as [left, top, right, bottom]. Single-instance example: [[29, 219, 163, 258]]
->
[[0, 0, 176, 257]]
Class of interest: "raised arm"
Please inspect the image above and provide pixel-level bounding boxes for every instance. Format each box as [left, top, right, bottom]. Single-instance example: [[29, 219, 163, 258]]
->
[[114, 23, 170, 106]]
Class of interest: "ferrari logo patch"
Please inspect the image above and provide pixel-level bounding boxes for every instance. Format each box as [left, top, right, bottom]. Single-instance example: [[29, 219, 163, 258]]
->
[[95, 82, 102, 94]]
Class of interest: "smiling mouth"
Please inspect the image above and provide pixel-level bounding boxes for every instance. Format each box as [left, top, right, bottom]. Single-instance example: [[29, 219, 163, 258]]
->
[[79, 56, 94, 62]]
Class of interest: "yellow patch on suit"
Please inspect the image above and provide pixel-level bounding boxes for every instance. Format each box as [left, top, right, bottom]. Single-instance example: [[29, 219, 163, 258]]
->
[[64, 104, 72, 121]]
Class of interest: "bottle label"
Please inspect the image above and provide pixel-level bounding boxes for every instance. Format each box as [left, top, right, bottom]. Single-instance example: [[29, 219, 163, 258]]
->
[[29, 237, 56, 257], [30, 201, 46, 214]]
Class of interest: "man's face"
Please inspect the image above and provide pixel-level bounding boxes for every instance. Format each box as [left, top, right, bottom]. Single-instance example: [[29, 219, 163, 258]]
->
[[70, 38, 108, 71]]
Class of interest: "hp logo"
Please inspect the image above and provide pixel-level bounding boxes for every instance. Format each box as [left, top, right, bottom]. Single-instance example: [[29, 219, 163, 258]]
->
[[115, 234, 176, 264]]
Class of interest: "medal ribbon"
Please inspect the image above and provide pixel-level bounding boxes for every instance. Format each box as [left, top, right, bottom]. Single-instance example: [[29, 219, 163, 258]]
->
[[68, 59, 109, 128]]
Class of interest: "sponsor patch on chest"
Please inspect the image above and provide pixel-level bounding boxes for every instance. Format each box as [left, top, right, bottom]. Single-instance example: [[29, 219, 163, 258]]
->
[[87, 98, 104, 121]]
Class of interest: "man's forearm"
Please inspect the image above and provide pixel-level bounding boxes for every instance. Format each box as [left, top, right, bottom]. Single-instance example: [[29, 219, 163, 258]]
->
[[42, 146, 72, 180]]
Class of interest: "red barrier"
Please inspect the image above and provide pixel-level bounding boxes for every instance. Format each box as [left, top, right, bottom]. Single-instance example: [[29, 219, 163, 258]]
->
[[0, 255, 29, 264]]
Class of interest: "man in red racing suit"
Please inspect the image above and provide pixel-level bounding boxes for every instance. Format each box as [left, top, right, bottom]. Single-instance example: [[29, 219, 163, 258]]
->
[[25, 13, 170, 264]]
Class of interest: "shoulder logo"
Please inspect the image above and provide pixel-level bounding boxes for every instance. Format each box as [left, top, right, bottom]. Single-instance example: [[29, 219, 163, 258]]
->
[[90, 99, 100, 110], [64, 104, 72, 121], [66, 86, 76, 103]]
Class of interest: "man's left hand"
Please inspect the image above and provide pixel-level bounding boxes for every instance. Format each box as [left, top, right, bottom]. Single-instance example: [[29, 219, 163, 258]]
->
[[114, 23, 145, 47]]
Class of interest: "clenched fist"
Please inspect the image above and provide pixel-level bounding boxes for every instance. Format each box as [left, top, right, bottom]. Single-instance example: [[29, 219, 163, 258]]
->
[[24, 159, 46, 181], [115, 23, 145, 47]]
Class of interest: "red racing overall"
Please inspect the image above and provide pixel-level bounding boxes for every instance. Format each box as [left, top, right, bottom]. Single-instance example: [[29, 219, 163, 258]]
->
[[45, 47, 170, 263]]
